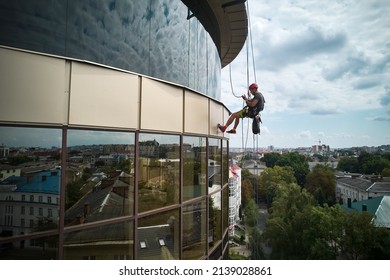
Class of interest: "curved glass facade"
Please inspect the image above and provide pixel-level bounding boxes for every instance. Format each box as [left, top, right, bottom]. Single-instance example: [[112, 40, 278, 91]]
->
[[0, 0, 221, 99], [0, 0, 234, 261]]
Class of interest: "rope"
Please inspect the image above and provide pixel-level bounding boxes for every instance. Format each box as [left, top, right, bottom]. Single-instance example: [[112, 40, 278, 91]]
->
[[247, 0, 257, 85], [229, 64, 242, 98], [243, 0, 258, 153], [227, 0, 259, 153]]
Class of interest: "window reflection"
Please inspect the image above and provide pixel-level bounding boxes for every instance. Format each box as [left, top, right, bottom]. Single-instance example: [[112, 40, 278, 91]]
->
[[183, 136, 206, 201], [0, 235, 58, 260], [137, 209, 179, 260], [0, 126, 61, 259], [65, 130, 135, 226], [0, 0, 221, 98], [209, 192, 222, 250], [222, 140, 229, 187], [222, 186, 229, 232], [64, 221, 133, 260], [208, 138, 221, 191], [138, 134, 180, 213], [183, 200, 207, 259]]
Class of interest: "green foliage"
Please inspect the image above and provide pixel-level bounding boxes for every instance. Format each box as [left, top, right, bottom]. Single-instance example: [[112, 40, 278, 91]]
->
[[337, 157, 359, 173], [262, 185, 390, 260], [241, 179, 255, 209], [244, 199, 259, 228], [259, 166, 296, 208], [305, 164, 336, 206], [241, 168, 261, 209], [358, 152, 390, 175], [7, 155, 33, 166], [382, 167, 390, 177], [229, 251, 249, 260], [338, 152, 390, 174], [275, 152, 309, 187], [262, 152, 281, 168], [65, 180, 84, 210], [263, 184, 315, 259], [249, 227, 265, 259]]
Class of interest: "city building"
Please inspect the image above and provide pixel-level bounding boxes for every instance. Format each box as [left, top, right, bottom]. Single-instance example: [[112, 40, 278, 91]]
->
[[336, 175, 390, 204], [0, 0, 248, 259]]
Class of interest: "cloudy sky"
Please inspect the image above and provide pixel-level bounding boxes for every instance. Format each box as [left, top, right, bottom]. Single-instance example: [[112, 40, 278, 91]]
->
[[220, 0, 390, 149]]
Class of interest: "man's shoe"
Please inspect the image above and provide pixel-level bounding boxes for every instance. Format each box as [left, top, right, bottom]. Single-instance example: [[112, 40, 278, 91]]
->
[[226, 129, 236, 134], [218, 124, 226, 133]]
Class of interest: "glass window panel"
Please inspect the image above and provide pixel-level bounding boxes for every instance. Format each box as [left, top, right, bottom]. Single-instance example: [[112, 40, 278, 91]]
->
[[149, 0, 189, 86], [183, 200, 207, 259], [222, 186, 229, 232], [196, 28, 208, 94], [63, 221, 133, 260], [138, 134, 180, 213], [208, 138, 221, 192], [0, 126, 61, 242], [207, 35, 221, 100], [209, 191, 222, 250], [1, 0, 223, 102], [0, 1, 221, 100], [0, 235, 58, 260], [188, 19, 198, 91], [66, 1, 151, 76], [183, 136, 206, 201], [222, 139, 229, 187], [65, 130, 135, 226], [137, 208, 179, 260]]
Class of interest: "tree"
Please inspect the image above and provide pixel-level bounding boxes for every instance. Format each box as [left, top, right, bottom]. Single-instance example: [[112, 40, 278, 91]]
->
[[241, 179, 255, 209], [263, 184, 315, 259], [259, 166, 296, 208], [358, 152, 390, 175], [337, 157, 359, 173], [382, 167, 390, 177], [305, 164, 336, 206], [248, 227, 265, 259], [275, 152, 309, 187], [241, 168, 261, 206], [337, 153, 390, 175], [262, 152, 281, 168], [244, 199, 259, 228], [301, 205, 344, 259]]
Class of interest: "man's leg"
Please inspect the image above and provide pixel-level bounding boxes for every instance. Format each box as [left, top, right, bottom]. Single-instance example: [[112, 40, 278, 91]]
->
[[226, 112, 239, 128]]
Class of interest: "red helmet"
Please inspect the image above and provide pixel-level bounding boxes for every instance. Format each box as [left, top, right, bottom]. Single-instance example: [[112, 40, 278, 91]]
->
[[249, 83, 258, 90]]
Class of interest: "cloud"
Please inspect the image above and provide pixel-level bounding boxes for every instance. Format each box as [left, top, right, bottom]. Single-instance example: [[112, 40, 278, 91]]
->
[[371, 116, 390, 122], [223, 0, 390, 148], [255, 25, 347, 71], [380, 86, 390, 106], [310, 108, 341, 115], [352, 78, 380, 90], [299, 130, 312, 138], [322, 52, 390, 83]]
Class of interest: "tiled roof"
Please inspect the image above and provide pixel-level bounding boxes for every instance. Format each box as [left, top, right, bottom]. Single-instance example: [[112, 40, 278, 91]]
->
[[337, 177, 373, 191], [337, 177, 390, 194]]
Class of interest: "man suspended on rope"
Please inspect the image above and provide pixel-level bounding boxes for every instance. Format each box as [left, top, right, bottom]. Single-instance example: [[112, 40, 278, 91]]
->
[[218, 83, 265, 134]]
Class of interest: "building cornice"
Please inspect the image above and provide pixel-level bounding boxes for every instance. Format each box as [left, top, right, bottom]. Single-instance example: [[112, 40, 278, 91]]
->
[[182, 0, 248, 68]]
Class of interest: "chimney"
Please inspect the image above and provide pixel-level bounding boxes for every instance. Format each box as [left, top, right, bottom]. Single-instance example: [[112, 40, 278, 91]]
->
[[84, 204, 91, 217], [347, 198, 351, 208], [362, 204, 367, 212]]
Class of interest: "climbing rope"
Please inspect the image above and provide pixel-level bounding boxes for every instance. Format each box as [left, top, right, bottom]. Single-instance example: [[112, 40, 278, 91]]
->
[[227, 0, 259, 154]]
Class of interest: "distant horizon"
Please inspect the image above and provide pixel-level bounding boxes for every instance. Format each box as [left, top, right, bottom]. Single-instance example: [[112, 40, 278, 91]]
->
[[229, 144, 390, 151]]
